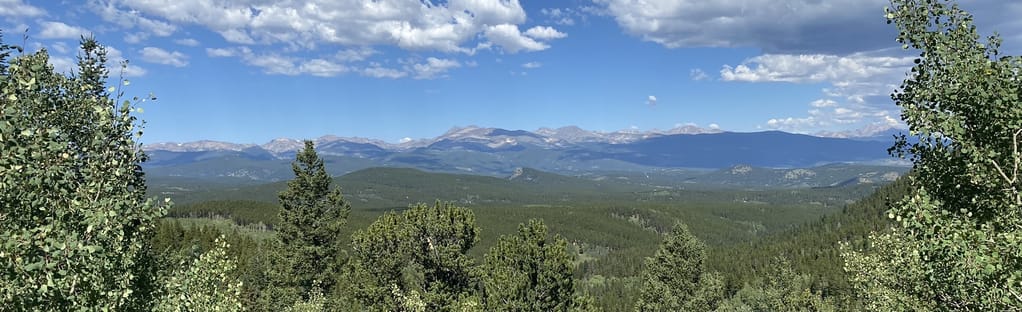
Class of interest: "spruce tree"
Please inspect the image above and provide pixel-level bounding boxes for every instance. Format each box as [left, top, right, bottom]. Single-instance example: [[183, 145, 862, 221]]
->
[[482, 219, 581, 311], [635, 222, 723, 312], [346, 201, 480, 311], [273, 140, 350, 302]]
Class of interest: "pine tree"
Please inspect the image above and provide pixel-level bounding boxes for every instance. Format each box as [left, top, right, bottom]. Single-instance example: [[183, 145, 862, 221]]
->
[[635, 222, 723, 311], [482, 219, 581, 311], [0, 35, 167, 309], [346, 201, 479, 311], [272, 140, 350, 303]]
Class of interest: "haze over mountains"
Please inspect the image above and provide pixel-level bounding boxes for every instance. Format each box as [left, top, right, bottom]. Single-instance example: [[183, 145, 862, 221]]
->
[[143, 125, 908, 184]]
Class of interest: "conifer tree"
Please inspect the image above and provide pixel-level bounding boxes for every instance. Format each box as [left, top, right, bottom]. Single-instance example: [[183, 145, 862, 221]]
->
[[482, 219, 581, 311], [273, 140, 350, 302], [347, 201, 479, 311], [635, 222, 723, 312]]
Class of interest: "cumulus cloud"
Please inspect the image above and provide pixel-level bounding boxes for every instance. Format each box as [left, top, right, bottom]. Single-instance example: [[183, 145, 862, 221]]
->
[[484, 24, 550, 53], [92, 1, 176, 36], [92, 0, 554, 54], [647, 95, 657, 106], [524, 26, 567, 40], [47, 56, 76, 74], [717, 51, 914, 134], [139, 47, 189, 67], [89, 0, 563, 77], [541, 8, 575, 25], [410, 57, 461, 79], [719, 53, 913, 84], [593, 0, 894, 54], [0, 0, 45, 17], [38, 21, 89, 39]]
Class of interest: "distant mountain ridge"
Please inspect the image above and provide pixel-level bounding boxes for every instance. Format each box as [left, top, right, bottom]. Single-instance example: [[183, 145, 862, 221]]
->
[[143, 125, 907, 181], [146, 124, 858, 155]]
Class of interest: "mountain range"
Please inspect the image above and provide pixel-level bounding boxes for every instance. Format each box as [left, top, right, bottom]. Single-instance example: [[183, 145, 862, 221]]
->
[[143, 125, 908, 182]]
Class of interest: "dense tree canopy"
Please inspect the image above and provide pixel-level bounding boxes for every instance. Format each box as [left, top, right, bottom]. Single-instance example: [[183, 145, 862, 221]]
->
[[635, 222, 724, 311], [482, 219, 581, 311], [0, 34, 167, 310], [844, 0, 1022, 310]]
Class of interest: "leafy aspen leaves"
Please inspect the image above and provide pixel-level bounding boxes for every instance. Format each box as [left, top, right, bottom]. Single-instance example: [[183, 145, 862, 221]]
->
[[844, 0, 1022, 310], [0, 35, 169, 309]]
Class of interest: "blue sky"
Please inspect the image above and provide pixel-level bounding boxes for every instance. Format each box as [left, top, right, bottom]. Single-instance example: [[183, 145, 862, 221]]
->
[[2, 0, 1020, 144]]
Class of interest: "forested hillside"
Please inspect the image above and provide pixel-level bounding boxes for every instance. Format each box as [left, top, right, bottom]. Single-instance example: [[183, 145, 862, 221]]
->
[[3, 0, 1022, 310]]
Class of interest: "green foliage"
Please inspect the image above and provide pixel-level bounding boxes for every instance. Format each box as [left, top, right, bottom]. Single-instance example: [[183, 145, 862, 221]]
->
[[481, 219, 583, 311], [346, 201, 480, 311], [716, 257, 836, 312], [635, 222, 724, 311], [156, 236, 245, 312], [0, 35, 167, 309], [169, 200, 280, 228], [711, 178, 909, 300], [271, 140, 350, 303], [844, 0, 1022, 310], [283, 282, 327, 312]]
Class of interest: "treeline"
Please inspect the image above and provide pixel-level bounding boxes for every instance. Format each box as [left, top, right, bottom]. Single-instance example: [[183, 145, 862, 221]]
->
[[6, 0, 1022, 310], [710, 177, 909, 298]]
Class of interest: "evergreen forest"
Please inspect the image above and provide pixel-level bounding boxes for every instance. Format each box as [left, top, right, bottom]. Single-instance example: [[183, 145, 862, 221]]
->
[[2, 0, 1021, 310]]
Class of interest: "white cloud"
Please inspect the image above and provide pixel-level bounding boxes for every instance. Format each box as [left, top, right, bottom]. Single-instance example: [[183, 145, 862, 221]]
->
[[689, 68, 708, 81], [522, 62, 541, 69], [90, 0, 563, 77], [647, 95, 657, 106], [362, 64, 407, 79], [484, 24, 549, 53], [92, 1, 176, 36], [174, 38, 200, 46], [593, 0, 894, 54], [334, 47, 377, 62], [720, 53, 912, 83], [124, 32, 147, 44], [38, 21, 89, 39], [94, 0, 552, 54], [810, 99, 837, 108], [205, 47, 238, 57], [0, 0, 44, 17], [299, 59, 349, 77], [524, 26, 567, 40], [50, 41, 70, 54], [139, 47, 188, 67], [106, 46, 148, 77], [410, 57, 460, 79], [708, 123, 721, 130], [719, 52, 913, 133], [47, 56, 76, 74]]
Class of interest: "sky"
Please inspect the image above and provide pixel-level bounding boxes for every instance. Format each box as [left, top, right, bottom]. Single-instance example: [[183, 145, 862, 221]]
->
[[1, 0, 1021, 144]]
